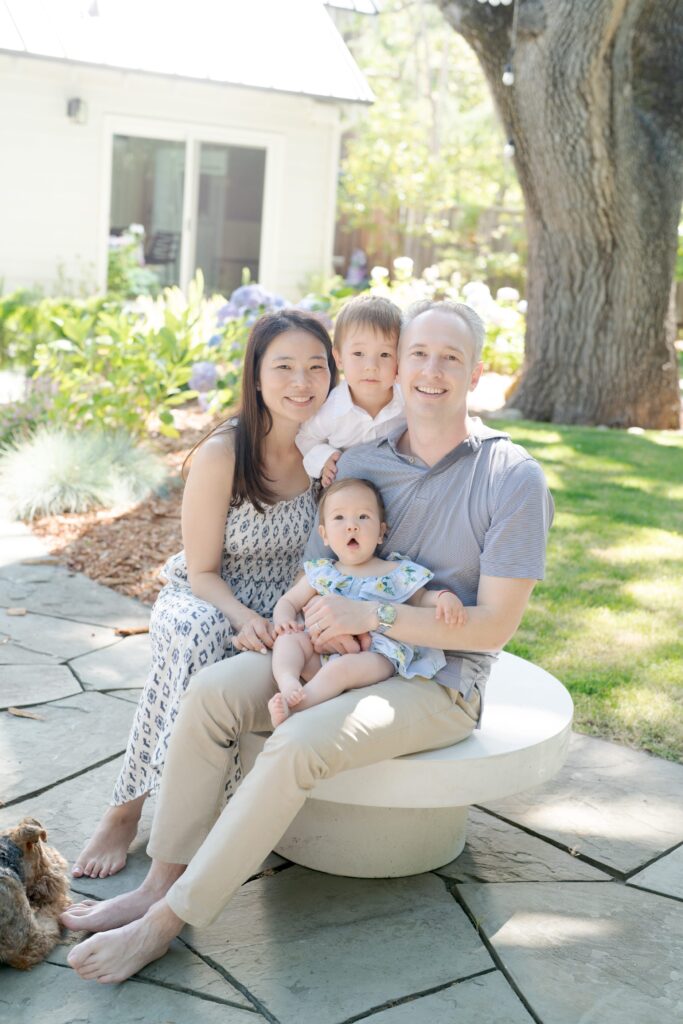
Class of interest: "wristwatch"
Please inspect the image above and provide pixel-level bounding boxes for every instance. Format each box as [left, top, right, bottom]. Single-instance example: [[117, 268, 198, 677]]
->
[[374, 603, 397, 635]]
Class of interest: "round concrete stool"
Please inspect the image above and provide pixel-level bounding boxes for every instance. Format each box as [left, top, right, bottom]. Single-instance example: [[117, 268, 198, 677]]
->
[[239, 651, 573, 877]]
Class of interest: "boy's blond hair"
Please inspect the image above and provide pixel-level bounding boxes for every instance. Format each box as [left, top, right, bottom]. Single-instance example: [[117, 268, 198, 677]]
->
[[333, 295, 402, 351]]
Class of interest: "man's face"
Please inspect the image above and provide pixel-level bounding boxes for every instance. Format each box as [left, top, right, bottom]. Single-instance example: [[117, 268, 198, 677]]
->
[[398, 310, 483, 422]]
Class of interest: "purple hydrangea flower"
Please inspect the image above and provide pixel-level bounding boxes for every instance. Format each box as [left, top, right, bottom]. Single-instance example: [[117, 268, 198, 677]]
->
[[216, 301, 241, 325], [230, 284, 273, 311], [190, 361, 219, 393], [207, 333, 222, 348]]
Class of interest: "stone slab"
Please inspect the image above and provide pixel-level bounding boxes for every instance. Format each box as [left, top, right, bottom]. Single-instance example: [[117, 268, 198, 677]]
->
[[0, 664, 81, 709], [459, 881, 683, 1024], [0, 760, 285, 900], [628, 845, 683, 900], [365, 971, 533, 1023], [0, 521, 49, 566], [108, 687, 144, 704], [0, 691, 134, 803], [71, 633, 152, 690], [0, 562, 151, 629], [187, 867, 492, 1024], [0, 608, 118, 661], [47, 917, 254, 1010], [437, 807, 610, 883], [482, 732, 683, 873], [0, 640, 62, 666], [0, 961, 257, 1024]]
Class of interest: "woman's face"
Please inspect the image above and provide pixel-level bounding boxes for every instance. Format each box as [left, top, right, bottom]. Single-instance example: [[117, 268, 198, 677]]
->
[[258, 329, 331, 427]]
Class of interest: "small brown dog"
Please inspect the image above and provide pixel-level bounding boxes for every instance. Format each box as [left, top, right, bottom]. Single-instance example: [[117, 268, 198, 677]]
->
[[0, 818, 71, 970]]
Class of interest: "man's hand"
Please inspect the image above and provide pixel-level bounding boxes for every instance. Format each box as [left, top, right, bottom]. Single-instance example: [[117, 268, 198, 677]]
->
[[304, 594, 376, 645], [321, 451, 341, 488]]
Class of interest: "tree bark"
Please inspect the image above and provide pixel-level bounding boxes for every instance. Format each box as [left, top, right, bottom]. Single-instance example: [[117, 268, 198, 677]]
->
[[437, 0, 683, 427]]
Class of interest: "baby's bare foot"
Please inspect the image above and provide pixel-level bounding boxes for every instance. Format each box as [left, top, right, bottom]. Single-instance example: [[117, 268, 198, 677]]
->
[[72, 799, 145, 879], [286, 687, 305, 708], [67, 899, 184, 984], [268, 693, 290, 727]]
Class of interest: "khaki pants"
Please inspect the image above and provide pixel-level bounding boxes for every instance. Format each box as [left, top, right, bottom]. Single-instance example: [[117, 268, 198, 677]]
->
[[148, 651, 479, 927]]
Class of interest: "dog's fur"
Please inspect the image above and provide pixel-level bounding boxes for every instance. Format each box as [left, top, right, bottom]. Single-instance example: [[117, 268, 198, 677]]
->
[[0, 818, 70, 970]]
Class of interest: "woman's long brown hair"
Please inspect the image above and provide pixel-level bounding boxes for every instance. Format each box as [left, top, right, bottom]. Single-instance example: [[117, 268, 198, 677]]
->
[[184, 311, 337, 512]]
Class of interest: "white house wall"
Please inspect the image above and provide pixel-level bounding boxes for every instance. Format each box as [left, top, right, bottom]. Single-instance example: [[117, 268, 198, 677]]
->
[[0, 54, 342, 300]]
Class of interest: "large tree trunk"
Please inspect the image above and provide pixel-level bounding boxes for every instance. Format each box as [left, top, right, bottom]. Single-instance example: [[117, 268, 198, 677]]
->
[[436, 0, 683, 428]]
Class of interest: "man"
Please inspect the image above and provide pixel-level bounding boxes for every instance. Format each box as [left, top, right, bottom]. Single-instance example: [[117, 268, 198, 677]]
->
[[62, 300, 553, 983]]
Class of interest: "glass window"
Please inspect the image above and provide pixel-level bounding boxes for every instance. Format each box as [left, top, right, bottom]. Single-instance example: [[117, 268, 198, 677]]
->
[[109, 135, 185, 287], [195, 143, 266, 296]]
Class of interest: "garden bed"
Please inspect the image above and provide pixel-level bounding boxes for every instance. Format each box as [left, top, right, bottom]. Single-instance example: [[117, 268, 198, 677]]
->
[[30, 409, 216, 605]]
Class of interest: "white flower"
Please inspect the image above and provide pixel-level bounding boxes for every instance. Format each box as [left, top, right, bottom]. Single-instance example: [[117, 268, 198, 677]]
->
[[392, 256, 414, 277], [463, 281, 493, 305], [128, 223, 145, 237], [422, 264, 440, 284], [496, 287, 520, 302], [370, 266, 390, 282], [517, 299, 528, 314]]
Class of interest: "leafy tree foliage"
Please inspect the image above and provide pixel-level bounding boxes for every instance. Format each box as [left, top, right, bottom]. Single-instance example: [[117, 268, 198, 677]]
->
[[336, 0, 525, 288]]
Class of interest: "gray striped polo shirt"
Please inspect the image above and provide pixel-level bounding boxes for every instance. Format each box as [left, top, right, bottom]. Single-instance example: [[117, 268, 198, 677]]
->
[[304, 419, 554, 725]]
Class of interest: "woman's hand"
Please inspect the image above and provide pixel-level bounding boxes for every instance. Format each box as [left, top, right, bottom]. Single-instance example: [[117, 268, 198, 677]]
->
[[233, 614, 275, 653], [304, 594, 376, 646]]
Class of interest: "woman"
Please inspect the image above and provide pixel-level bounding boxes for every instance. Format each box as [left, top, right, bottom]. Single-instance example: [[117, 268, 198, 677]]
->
[[72, 310, 336, 879]]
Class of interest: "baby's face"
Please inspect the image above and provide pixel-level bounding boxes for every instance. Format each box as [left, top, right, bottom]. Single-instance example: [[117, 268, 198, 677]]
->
[[335, 326, 398, 402], [319, 483, 386, 565]]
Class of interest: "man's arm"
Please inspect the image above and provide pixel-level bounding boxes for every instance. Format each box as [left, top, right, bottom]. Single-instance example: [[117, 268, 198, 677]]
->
[[304, 575, 536, 653]]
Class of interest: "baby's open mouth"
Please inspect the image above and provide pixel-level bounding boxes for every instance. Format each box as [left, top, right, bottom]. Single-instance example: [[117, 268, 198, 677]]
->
[[347, 538, 359, 548]]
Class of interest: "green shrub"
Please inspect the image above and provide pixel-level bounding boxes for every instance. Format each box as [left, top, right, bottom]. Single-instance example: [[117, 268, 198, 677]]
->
[[107, 225, 161, 299], [0, 291, 109, 370], [32, 275, 223, 437], [0, 426, 166, 520], [0, 383, 53, 447]]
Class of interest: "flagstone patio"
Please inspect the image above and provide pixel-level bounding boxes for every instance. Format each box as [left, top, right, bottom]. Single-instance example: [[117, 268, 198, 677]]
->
[[1, 516, 682, 1024]]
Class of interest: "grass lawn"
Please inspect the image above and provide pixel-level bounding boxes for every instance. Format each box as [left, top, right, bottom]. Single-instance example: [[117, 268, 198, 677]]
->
[[493, 418, 683, 763]]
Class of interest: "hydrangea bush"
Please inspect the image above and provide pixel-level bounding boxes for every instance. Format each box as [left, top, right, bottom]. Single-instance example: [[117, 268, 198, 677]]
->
[[0, 260, 526, 445]]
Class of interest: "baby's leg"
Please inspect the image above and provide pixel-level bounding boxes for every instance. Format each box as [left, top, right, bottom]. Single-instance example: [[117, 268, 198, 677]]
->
[[293, 652, 393, 714], [270, 632, 319, 727]]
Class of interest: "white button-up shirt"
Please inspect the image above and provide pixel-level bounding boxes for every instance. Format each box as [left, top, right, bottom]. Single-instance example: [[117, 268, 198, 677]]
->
[[296, 381, 406, 478]]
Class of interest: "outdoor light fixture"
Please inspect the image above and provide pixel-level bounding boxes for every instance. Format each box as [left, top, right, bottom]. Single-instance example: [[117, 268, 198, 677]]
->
[[66, 97, 88, 124], [503, 140, 516, 158], [502, 64, 515, 85]]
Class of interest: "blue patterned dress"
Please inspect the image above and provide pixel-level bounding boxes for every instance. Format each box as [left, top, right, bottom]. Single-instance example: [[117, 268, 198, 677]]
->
[[112, 485, 318, 805], [304, 556, 446, 679]]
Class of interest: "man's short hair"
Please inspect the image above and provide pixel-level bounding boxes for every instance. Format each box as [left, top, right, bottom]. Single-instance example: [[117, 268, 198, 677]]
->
[[334, 295, 402, 351], [402, 300, 486, 362]]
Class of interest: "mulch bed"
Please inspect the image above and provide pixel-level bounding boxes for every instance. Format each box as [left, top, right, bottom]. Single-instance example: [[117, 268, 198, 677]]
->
[[30, 410, 219, 606]]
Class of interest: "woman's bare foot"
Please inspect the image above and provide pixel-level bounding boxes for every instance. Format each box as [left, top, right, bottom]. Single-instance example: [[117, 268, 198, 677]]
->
[[67, 898, 184, 984], [268, 693, 289, 727], [61, 862, 185, 933], [72, 797, 146, 879]]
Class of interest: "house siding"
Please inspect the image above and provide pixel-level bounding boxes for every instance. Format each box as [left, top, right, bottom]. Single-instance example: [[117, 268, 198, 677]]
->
[[0, 54, 342, 300]]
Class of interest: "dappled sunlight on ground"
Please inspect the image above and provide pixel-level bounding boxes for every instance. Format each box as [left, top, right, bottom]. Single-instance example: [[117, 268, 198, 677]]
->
[[493, 911, 619, 948]]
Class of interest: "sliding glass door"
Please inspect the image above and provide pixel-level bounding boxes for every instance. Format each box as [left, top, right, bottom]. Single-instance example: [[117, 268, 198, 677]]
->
[[108, 130, 267, 296]]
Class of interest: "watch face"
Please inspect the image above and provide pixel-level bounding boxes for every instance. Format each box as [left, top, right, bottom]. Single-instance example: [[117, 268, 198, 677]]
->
[[378, 603, 397, 625]]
